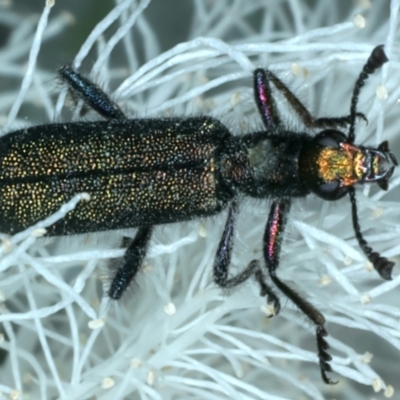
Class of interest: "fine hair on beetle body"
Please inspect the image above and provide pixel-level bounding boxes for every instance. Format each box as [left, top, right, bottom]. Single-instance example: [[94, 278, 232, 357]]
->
[[0, 45, 396, 384]]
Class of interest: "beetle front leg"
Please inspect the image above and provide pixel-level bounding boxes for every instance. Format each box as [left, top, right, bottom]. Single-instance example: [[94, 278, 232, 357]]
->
[[253, 68, 282, 129], [263, 69, 366, 129], [213, 201, 280, 313], [263, 200, 335, 384]]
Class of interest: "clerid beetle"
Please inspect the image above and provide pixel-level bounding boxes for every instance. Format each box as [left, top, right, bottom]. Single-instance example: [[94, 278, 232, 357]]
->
[[0, 45, 396, 383]]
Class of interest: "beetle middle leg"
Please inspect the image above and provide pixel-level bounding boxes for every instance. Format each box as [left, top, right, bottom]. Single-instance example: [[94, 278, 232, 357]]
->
[[59, 66, 154, 299], [213, 201, 280, 314]]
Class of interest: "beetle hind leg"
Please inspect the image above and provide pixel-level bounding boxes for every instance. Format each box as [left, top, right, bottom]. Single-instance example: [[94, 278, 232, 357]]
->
[[59, 66, 125, 120], [108, 226, 153, 300]]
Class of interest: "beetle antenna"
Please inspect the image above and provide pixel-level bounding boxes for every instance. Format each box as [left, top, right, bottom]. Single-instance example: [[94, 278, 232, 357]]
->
[[349, 188, 394, 279], [348, 45, 388, 143]]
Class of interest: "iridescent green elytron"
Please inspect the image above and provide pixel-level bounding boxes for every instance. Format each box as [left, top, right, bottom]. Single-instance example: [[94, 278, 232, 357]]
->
[[0, 118, 232, 235]]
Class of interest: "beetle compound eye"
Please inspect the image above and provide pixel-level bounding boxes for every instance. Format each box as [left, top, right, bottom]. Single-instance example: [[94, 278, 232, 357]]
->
[[313, 180, 348, 201], [315, 130, 347, 148]]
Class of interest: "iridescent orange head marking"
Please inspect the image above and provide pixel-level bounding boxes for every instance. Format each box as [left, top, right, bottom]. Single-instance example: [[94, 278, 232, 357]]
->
[[317, 143, 367, 187]]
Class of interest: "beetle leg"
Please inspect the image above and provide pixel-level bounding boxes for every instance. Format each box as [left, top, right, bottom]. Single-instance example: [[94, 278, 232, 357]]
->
[[263, 200, 336, 384], [213, 201, 280, 313], [108, 226, 153, 300], [262, 47, 387, 137], [59, 66, 125, 120], [253, 68, 282, 128], [263, 69, 366, 129]]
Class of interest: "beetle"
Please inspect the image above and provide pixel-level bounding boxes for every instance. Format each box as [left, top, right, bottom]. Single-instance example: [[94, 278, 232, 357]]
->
[[0, 45, 396, 383]]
